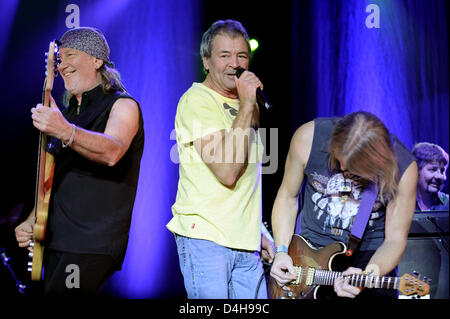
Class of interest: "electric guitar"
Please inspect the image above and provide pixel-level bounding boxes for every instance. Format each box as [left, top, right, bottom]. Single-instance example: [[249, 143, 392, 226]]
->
[[28, 40, 60, 281], [268, 234, 431, 299]]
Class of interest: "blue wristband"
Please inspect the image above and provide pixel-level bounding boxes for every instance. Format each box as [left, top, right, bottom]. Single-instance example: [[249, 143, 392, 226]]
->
[[275, 245, 288, 254]]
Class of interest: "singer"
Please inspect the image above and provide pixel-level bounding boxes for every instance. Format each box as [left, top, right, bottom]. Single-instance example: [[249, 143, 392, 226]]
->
[[167, 19, 274, 299]]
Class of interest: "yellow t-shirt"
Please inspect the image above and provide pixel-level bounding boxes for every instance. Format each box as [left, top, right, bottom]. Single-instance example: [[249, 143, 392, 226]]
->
[[167, 83, 263, 251]]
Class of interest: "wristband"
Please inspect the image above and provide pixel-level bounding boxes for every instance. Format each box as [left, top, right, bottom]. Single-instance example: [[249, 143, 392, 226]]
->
[[275, 245, 288, 254]]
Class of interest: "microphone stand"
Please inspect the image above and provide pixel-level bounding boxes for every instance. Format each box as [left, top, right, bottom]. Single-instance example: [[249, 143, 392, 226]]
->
[[426, 216, 449, 254], [0, 246, 28, 295]]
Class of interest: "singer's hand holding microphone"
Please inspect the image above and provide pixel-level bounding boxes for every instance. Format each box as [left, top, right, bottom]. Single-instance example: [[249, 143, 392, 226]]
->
[[234, 67, 272, 110]]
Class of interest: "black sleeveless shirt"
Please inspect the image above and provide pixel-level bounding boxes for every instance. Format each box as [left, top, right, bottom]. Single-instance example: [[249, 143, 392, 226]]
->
[[47, 85, 144, 265], [294, 117, 415, 251]]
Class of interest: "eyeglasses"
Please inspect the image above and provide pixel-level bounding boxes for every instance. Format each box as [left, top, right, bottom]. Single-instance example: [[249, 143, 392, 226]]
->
[[223, 103, 237, 116]]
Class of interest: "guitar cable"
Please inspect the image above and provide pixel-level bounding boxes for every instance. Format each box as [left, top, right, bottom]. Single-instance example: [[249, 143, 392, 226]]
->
[[254, 260, 273, 299]]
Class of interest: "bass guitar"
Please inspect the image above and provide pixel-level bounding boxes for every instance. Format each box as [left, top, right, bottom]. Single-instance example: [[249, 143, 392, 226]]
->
[[268, 234, 430, 299], [28, 40, 60, 281]]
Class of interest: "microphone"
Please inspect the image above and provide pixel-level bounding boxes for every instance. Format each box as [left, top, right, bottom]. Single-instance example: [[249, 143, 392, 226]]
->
[[235, 68, 272, 110]]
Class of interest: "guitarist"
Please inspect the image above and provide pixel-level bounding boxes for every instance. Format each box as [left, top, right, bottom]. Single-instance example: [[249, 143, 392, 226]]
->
[[14, 27, 144, 295], [270, 111, 418, 299]]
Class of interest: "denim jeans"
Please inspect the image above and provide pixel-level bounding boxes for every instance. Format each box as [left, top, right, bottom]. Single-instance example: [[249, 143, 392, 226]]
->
[[175, 235, 267, 299]]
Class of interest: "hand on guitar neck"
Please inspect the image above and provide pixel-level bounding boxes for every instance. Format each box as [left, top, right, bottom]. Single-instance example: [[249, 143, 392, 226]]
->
[[333, 267, 365, 298], [334, 264, 381, 298], [31, 94, 74, 144]]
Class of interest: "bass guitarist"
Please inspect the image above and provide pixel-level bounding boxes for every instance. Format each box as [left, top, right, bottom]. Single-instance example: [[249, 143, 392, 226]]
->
[[14, 27, 144, 296], [270, 111, 418, 299]]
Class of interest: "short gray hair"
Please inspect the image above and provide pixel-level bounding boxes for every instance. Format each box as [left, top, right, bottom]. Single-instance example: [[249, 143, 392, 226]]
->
[[200, 19, 251, 59]]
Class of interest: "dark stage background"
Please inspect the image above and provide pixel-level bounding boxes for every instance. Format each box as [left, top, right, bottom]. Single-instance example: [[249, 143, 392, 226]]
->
[[0, 0, 448, 298]]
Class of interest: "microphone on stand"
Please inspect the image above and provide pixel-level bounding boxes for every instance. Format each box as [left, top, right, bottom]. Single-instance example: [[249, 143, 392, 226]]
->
[[235, 68, 272, 110]]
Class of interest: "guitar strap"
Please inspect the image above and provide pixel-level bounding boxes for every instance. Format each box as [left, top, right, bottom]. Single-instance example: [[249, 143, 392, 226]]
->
[[346, 135, 397, 256], [346, 182, 378, 256]]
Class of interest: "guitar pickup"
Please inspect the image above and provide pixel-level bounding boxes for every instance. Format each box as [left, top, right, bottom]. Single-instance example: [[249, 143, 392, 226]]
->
[[290, 266, 302, 285]]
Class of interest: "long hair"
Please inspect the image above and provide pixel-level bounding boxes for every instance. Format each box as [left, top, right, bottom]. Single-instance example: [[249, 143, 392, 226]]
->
[[63, 62, 127, 106], [328, 111, 399, 204], [98, 63, 126, 94]]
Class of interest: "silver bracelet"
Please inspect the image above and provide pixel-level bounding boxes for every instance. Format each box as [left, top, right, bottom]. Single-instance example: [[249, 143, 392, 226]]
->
[[62, 124, 76, 148]]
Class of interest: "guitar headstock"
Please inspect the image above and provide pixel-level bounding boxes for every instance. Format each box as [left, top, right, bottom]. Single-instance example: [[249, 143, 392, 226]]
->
[[399, 273, 430, 296], [44, 40, 60, 92]]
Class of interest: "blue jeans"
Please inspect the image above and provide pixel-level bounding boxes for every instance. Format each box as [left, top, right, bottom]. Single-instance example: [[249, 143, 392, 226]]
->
[[175, 235, 267, 299]]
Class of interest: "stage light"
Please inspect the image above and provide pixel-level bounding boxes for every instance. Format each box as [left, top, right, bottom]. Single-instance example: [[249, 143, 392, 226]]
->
[[249, 38, 259, 52]]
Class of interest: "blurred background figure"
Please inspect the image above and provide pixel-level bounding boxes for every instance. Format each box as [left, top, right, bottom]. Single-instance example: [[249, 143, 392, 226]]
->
[[412, 142, 449, 211]]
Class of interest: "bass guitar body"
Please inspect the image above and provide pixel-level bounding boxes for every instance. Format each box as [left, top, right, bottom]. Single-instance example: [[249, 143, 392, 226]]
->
[[31, 143, 55, 281]]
